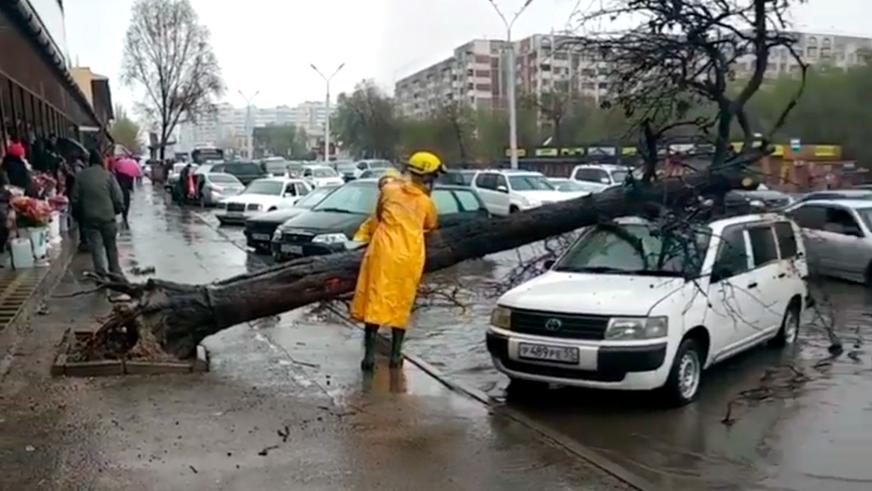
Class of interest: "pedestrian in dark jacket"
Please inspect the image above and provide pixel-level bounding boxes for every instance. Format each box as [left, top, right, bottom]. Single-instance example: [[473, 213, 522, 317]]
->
[[2, 143, 32, 195], [71, 149, 124, 278]]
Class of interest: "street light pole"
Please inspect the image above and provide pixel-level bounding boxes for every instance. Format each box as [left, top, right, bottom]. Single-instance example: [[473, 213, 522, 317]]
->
[[310, 63, 345, 162], [238, 89, 260, 159], [487, 0, 535, 170]]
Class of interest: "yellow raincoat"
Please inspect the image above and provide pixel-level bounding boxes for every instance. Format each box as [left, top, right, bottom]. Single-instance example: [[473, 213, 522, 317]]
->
[[350, 180, 438, 329]]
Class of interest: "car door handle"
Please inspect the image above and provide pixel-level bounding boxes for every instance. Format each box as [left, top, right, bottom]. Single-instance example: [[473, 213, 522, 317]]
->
[[747, 282, 758, 289], [778, 273, 786, 278]]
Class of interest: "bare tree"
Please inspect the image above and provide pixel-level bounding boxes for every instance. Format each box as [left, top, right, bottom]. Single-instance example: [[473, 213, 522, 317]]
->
[[121, 0, 224, 160], [83, 0, 809, 361], [570, 0, 807, 180]]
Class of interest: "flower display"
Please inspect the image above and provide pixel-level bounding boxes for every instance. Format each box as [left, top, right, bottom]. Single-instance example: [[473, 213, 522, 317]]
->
[[10, 196, 52, 228]]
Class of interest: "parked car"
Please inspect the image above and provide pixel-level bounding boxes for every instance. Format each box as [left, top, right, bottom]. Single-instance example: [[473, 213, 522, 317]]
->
[[359, 168, 395, 180], [798, 189, 872, 202], [211, 161, 268, 185], [785, 199, 872, 285], [487, 214, 809, 405], [725, 189, 795, 212], [243, 185, 339, 252], [352, 159, 392, 179], [272, 180, 489, 260], [302, 165, 345, 188], [216, 178, 313, 225], [472, 170, 569, 216], [437, 170, 477, 187], [335, 160, 360, 181], [549, 178, 594, 199], [199, 172, 245, 206], [261, 157, 291, 178], [570, 164, 631, 192]]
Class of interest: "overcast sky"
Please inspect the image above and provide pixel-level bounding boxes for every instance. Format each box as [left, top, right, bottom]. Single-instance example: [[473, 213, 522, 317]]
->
[[64, 0, 870, 113]]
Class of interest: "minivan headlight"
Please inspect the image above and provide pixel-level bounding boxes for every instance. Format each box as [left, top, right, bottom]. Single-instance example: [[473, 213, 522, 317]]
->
[[605, 317, 668, 340], [491, 306, 512, 329]]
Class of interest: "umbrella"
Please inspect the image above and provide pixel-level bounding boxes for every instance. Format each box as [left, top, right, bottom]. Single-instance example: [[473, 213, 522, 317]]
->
[[114, 157, 142, 178], [56, 137, 88, 161]]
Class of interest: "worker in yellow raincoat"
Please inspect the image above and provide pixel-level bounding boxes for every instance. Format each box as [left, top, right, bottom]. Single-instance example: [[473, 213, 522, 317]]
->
[[351, 152, 441, 370], [352, 168, 402, 243]]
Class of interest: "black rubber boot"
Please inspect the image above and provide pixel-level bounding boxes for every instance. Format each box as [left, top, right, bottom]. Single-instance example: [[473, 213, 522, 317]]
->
[[389, 328, 405, 368], [361, 325, 378, 371]]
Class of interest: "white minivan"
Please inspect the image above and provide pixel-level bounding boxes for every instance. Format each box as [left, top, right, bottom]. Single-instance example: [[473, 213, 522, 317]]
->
[[487, 214, 808, 405], [472, 170, 570, 216]]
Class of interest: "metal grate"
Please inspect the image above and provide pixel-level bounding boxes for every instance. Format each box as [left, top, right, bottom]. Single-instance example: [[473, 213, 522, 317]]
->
[[0, 270, 41, 332], [510, 308, 610, 340]]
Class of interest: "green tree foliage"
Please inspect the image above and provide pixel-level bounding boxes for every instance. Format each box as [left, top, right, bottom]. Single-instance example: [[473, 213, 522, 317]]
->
[[253, 125, 309, 158], [747, 63, 872, 164], [332, 80, 400, 159], [110, 105, 142, 153]]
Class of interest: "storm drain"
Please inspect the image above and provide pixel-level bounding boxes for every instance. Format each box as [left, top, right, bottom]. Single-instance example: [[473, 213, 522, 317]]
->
[[0, 270, 42, 331]]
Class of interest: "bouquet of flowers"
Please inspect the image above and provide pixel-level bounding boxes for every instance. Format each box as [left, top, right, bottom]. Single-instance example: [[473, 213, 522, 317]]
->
[[31, 172, 58, 197], [10, 196, 52, 228], [48, 194, 69, 211]]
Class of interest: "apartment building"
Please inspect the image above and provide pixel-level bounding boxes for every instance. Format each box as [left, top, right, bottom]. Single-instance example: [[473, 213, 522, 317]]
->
[[735, 31, 872, 79], [395, 39, 509, 119], [395, 34, 609, 119], [177, 101, 329, 153]]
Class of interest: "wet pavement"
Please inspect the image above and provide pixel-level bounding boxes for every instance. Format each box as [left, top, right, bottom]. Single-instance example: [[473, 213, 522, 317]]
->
[[203, 199, 872, 490], [0, 184, 630, 490]]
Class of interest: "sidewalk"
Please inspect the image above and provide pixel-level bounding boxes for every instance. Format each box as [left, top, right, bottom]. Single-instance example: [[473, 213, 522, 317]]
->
[[0, 187, 632, 490]]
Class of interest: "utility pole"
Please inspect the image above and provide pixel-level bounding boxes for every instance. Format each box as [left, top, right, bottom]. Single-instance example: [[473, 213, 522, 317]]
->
[[238, 90, 259, 159], [487, 0, 535, 169], [310, 63, 345, 162]]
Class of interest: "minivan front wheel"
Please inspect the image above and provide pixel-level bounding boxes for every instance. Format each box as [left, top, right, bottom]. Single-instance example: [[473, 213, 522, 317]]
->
[[662, 338, 702, 406], [770, 303, 800, 347]]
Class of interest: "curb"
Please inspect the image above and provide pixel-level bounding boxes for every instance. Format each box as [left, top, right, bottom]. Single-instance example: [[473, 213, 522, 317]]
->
[[325, 308, 653, 491], [0, 237, 77, 382]]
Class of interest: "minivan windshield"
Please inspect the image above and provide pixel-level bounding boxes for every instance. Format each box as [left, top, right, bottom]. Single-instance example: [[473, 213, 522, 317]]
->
[[509, 175, 555, 191], [610, 170, 629, 184], [555, 224, 711, 277], [313, 182, 378, 215]]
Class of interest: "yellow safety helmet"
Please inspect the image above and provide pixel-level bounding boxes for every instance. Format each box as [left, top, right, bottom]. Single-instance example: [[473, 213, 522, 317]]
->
[[407, 151, 443, 176]]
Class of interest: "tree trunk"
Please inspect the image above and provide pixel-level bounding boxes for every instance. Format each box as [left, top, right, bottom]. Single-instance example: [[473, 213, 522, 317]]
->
[[95, 170, 741, 360]]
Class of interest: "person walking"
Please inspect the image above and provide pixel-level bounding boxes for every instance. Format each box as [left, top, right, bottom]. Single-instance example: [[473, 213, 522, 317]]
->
[[113, 156, 141, 226], [351, 152, 442, 371], [71, 149, 124, 279]]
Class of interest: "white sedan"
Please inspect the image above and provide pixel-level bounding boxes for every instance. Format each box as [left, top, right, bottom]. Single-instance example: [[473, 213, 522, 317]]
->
[[302, 165, 345, 187], [217, 178, 313, 225]]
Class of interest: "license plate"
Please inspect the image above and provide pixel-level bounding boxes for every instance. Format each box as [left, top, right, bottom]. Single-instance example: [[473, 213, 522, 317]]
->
[[252, 234, 270, 241], [281, 244, 302, 255], [518, 343, 579, 364]]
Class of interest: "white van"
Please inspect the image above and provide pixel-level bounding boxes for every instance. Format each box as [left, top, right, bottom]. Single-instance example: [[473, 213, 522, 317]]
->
[[570, 164, 632, 192], [487, 214, 808, 405]]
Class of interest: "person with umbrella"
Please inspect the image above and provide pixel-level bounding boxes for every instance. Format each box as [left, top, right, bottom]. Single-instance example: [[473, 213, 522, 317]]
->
[[113, 155, 141, 226]]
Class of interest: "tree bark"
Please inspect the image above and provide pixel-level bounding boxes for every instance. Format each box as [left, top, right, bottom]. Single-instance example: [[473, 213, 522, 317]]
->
[[96, 170, 740, 360]]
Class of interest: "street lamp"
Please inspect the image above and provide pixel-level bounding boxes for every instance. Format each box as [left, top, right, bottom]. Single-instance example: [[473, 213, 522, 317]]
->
[[487, 0, 535, 170], [238, 89, 260, 159], [310, 62, 345, 162]]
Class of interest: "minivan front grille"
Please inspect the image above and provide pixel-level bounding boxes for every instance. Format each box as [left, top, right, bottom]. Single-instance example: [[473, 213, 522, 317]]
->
[[226, 203, 245, 212], [510, 308, 609, 340]]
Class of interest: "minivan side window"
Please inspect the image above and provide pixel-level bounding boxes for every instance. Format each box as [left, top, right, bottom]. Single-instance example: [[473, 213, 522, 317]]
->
[[455, 190, 482, 211], [748, 226, 779, 267], [475, 173, 496, 190], [774, 222, 798, 258], [432, 190, 460, 214], [712, 227, 750, 281]]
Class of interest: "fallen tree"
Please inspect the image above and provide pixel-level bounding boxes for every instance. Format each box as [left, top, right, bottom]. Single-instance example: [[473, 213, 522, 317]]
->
[[87, 0, 807, 360]]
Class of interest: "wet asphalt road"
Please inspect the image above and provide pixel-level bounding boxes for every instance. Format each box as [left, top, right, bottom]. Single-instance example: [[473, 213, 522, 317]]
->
[[191, 188, 872, 490]]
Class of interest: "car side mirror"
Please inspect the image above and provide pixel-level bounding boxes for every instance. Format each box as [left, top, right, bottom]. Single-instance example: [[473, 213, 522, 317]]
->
[[497, 185, 509, 193], [544, 259, 556, 269], [846, 227, 864, 238]]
